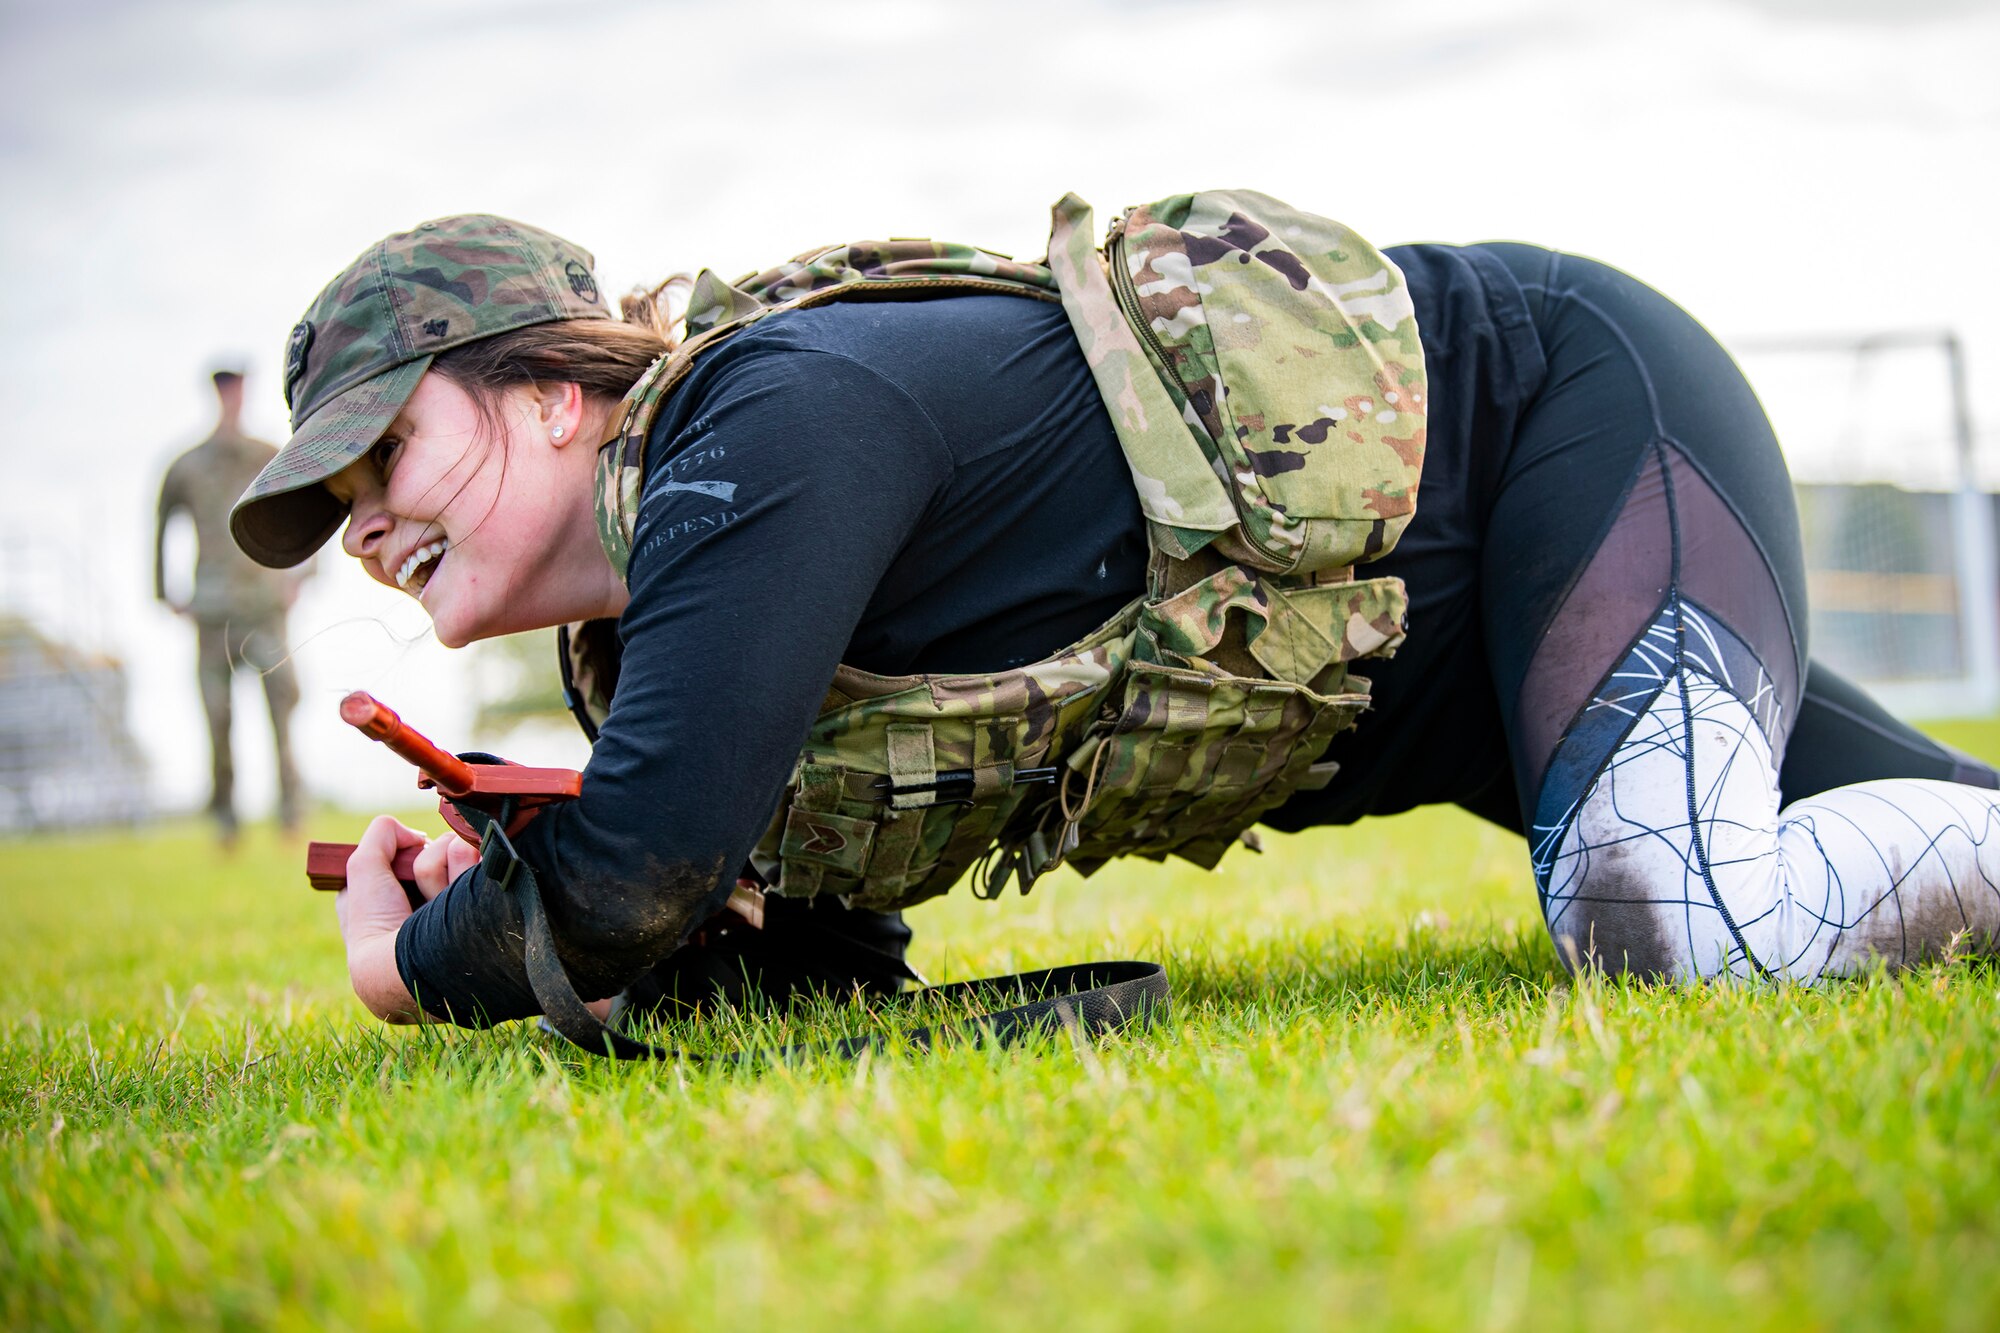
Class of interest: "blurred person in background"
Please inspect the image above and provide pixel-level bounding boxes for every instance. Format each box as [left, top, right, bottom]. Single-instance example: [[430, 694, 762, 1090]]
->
[[227, 209, 2000, 1044], [156, 366, 308, 847]]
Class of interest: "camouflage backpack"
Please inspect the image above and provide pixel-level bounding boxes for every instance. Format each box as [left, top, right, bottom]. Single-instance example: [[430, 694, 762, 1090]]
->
[[568, 190, 1426, 909]]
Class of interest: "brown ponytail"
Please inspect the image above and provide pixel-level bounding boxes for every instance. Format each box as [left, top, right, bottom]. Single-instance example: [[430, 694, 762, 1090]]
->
[[618, 273, 694, 348]]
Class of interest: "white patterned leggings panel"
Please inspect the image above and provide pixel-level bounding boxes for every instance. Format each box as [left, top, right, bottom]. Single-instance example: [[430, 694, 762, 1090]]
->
[[1536, 594, 2000, 980]]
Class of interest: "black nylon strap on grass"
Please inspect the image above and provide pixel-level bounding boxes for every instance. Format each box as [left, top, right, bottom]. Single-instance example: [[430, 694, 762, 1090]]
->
[[474, 819, 1168, 1064], [814, 960, 1172, 1059]]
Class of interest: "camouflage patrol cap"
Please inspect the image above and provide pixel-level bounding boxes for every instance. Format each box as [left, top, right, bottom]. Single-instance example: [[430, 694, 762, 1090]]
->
[[229, 214, 610, 568]]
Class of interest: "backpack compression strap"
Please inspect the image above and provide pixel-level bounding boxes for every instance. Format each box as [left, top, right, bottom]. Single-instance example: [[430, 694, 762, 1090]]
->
[[470, 815, 1169, 1063]]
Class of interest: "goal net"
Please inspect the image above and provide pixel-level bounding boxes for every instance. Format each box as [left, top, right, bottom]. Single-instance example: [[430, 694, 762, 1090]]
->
[[1733, 331, 1999, 720]]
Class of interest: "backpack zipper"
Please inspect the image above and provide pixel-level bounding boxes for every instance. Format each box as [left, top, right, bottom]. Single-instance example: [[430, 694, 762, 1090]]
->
[[1105, 227, 1182, 390]]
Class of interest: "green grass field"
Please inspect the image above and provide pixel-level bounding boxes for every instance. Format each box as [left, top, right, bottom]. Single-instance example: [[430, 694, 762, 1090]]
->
[[6, 719, 1999, 1331]]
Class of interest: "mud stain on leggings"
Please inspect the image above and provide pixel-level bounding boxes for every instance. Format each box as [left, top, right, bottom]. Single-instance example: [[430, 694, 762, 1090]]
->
[[1548, 839, 1679, 980], [1838, 857, 1996, 968], [547, 853, 730, 997]]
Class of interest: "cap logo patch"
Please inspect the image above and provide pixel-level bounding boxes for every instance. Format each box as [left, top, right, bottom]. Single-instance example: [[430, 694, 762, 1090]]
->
[[564, 259, 598, 303], [422, 318, 449, 338], [283, 319, 315, 410]]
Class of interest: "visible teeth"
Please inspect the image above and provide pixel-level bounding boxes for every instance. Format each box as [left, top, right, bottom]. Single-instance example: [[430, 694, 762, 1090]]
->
[[395, 539, 449, 591]]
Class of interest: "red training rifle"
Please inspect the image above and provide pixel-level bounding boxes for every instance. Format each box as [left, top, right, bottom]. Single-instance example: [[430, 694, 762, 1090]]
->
[[304, 691, 585, 897], [303, 692, 765, 929]]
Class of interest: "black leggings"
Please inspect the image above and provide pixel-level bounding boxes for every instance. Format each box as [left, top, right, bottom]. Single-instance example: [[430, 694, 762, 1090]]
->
[[1479, 246, 1996, 975]]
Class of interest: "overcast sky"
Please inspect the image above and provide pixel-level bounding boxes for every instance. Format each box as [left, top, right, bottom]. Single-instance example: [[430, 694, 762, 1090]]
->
[[1, 0, 1995, 816]]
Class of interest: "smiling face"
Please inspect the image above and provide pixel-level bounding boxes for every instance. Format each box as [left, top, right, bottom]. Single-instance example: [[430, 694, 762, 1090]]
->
[[326, 372, 625, 647]]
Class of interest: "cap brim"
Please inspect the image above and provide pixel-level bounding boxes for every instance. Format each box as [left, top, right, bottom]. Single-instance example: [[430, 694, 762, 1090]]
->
[[230, 355, 432, 568]]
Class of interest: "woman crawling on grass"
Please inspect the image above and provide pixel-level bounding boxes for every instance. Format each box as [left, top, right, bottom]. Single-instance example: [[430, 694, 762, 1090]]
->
[[230, 203, 2000, 1040]]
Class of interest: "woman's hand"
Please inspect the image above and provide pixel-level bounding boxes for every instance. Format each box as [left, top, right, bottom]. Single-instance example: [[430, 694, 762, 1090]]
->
[[336, 819, 616, 1027], [411, 826, 480, 901], [335, 816, 468, 1023]]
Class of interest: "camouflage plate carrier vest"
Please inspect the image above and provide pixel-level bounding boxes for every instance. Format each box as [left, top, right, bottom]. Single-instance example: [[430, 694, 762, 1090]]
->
[[567, 191, 1426, 911]]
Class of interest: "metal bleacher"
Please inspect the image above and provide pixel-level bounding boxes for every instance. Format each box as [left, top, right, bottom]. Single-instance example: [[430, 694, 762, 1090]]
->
[[0, 539, 150, 833]]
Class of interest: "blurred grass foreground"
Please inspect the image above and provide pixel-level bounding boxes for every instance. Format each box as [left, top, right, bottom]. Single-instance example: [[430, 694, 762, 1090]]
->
[[5, 720, 1999, 1331]]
